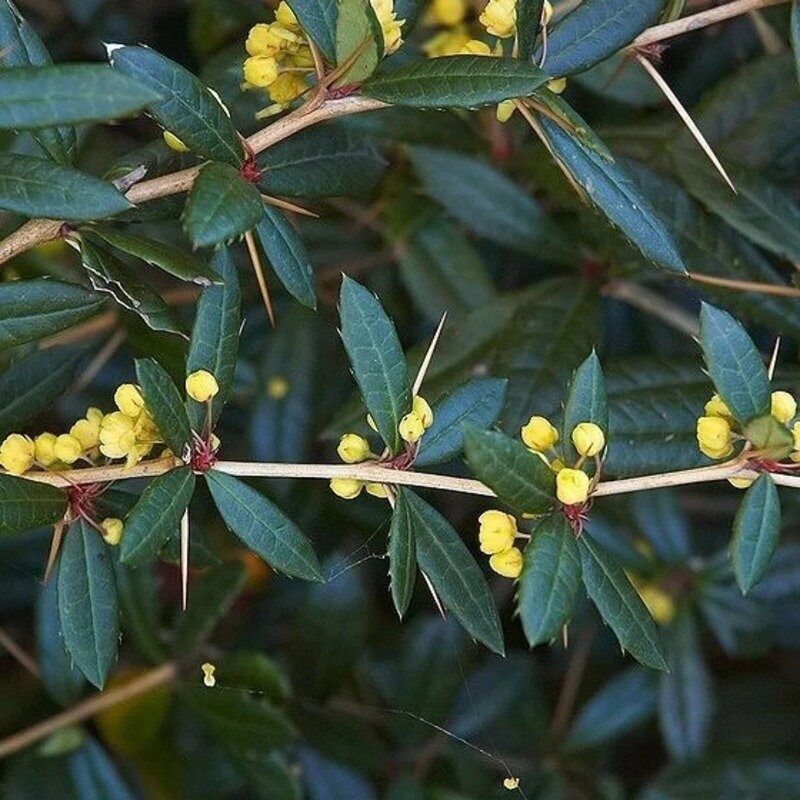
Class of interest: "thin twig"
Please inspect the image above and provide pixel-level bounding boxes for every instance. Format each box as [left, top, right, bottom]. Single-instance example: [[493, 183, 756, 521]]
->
[[0, 628, 40, 679], [603, 280, 699, 337], [244, 229, 276, 327], [412, 313, 447, 396], [550, 623, 596, 740], [688, 271, 800, 298]]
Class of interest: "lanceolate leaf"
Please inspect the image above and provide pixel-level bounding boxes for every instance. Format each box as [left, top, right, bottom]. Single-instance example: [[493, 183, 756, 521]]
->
[[135, 359, 193, 456], [362, 56, 551, 108], [339, 275, 411, 454], [0, 474, 66, 536], [255, 205, 317, 310], [182, 163, 263, 249], [0, 153, 131, 219], [186, 248, 241, 428], [538, 119, 686, 273], [517, 0, 544, 61], [0, 279, 104, 349], [57, 520, 119, 688], [120, 467, 196, 566], [400, 488, 504, 655], [335, 0, 383, 84], [287, 0, 336, 61], [388, 493, 416, 618], [462, 426, 556, 515], [205, 470, 323, 582], [699, 302, 770, 424], [731, 474, 781, 594], [543, 0, 663, 76], [563, 350, 608, 454], [0, 64, 159, 129], [109, 45, 243, 166], [517, 516, 582, 647], [579, 532, 668, 670]]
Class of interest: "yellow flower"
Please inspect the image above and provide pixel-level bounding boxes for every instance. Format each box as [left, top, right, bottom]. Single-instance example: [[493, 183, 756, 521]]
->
[[163, 130, 189, 153], [267, 72, 308, 105], [792, 421, 800, 462], [366, 414, 378, 432], [479, 0, 516, 38], [115, 383, 145, 418], [399, 412, 425, 443], [245, 23, 300, 57], [412, 395, 434, 429], [99, 412, 137, 461], [70, 413, 101, 450], [267, 376, 290, 399], [478, 509, 517, 554], [53, 434, 83, 465], [541, 0, 553, 25], [34, 433, 58, 467], [636, 583, 675, 625], [422, 26, 471, 58], [504, 777, 520, 790], [696, 415, 733, 460], [521, 415, 558, 451], [489, 547, 524, 579], [728, 476, 755, 489], [556, 467, 590, 506], [370, 0, 404, 53], [366, 482, 389, 498], [243, 55, 280, 88], [547, 77, 567, 94], [571, 422, 605, 457], [330, 477, 363, 499], [337, 433, 371, 464], [431, 0, 467, 26], [201, 662, 216, 687], [275, 1, 301, 31], [496, 99, 516, 123], [459, 39, 493, 56], [0, 434, 34, 475], [771, 390, 797, 424], [289, 45, 315, 68], [100, 518, 124, 546], [705, 393, 732, 420], [186, 370, 220, 403]]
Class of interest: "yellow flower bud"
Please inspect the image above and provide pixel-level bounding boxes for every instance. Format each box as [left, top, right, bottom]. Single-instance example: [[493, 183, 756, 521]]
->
[[246, 23, 300, 57], [399, 412, 425, 444], [337, 433, 371, 464], [478, 509, 517, 554], [496, 99, 516, 123], [163, 130, 189, 153], [114, 383, 145, 418], [728, 476, 755, 489], [792, 421, 800, 462], [289, 45, 315, 69], [771, 390, 797, 424], [521, 415, 558, 451], [459, 39, 493, 56], [705, 393, 732, 419], [329, 477, 364, 499], [366, 482, 389, 498], [267, 72, 307, 105], [53, 434, 83, 465], [275, 1, 300, 30], [504, 777, 520, 790], [412, 395, 434, 429], [547, 77, 567, 94], [431, 0, 467, 26], [422, 26, 471, 58], [99, 412, 137, 461], [479, 0, 516, 38], [70, 416, 101, 450], [556, 467, 590, 506], [100, 518, 124, 546], [0, 434, 35, 475], [489, 547, 524, 579], [541, 0, 553, 25], [34, 433, 58, 467], [267, 375, 290, 399], [186, 370, 220, 403], [636, 584, 675, 625], [243, 55, 280, 88], [696, 415, 733, 460], [571, 422, 605, 457]]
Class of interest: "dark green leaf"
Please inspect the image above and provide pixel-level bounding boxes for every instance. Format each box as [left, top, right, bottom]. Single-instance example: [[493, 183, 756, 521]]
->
[[462, 426, 556, 515], [120, 467, 196, 566], [113, 559, 165, 663], [339, 275, 410, 454], [793, 1, 800, 88], [517, 0, 544, 61], [731, 474, 781, 594], [109, 45, 243, 165], [206, 470, 323, 581], [287, 0, 336, 61], [57, 520, 118, 688], [0, 153, 130, 219], [135, 359, 193, 456], [235, 752, 301, 800], [182, 162, 263, 249], [538, 119, 686, 273], [0, 474, 66, 536], [0, 64, 159, 128], [543, 0, 663, 76], [563, 350, 608, 457], [69, 738, 135, 799], [173, 561, 247, 653], [0, 347, 83, 437], [254, 205, 316, 309], [415, 378, 506, 466], [517, 515, 582, 646], [699, 302, 770, 424], [579, 532, 668, 670], [335, 0, 383, 84], [363, 55, 551, 108], [388, 494, 416, 619], [631, 489, 691, 564], [400, 488, 504, 655], [186, 247, 241, 428]]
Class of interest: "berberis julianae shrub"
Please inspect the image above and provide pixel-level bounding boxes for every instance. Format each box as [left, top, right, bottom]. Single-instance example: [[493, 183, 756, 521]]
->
[[4, 0, 800, 797]]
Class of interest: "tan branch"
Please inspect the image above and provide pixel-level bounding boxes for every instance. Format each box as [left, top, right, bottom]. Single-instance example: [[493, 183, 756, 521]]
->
[[688, 271, 800, 298], [603, 280, 699, 337]]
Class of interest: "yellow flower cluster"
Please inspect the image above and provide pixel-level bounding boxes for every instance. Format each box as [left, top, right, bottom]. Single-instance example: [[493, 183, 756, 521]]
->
[[697, 390, 800, 488], [520, 416, 605, 507], [478, 509, 523, 578], [329, 395, 433, 501], [0, 385, 166, 476]]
